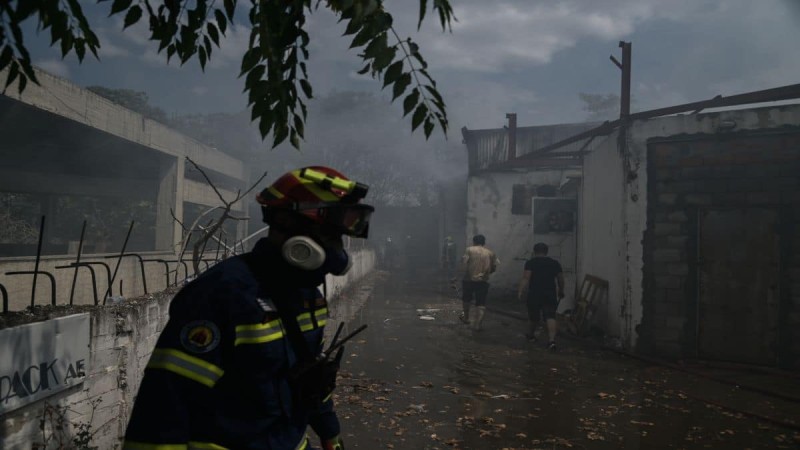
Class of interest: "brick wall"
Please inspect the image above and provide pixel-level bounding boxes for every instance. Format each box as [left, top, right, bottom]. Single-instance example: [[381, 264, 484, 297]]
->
[[641, 131, 800, 368]]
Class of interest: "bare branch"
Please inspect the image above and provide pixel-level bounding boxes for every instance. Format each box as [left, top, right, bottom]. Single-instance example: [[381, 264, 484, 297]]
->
[[170, 208, 187, 232], [234, 170, 269, 202], [185, 156, 228, 205]]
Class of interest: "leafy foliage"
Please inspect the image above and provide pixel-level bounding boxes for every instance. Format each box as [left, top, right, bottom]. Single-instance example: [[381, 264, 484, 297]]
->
[[0, 0, 455, 148], [87, 86, 169, 123]]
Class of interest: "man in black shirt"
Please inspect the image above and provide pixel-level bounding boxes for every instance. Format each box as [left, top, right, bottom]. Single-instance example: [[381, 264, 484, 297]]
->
[[517, 243, 564, 350]]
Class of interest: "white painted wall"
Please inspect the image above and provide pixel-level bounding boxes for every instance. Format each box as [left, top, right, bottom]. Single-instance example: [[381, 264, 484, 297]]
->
[[580, 104, 800, 349], [578, 132, 627, 338], [466, 170, 578, 302]]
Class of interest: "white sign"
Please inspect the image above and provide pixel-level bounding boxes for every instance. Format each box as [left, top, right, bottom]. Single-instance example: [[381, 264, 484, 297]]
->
[[0, 314, 90, 415]]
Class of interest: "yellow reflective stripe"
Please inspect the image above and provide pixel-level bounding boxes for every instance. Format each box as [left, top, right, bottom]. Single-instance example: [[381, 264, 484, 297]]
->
[[236, 319, 281, 332], [267, 186, 284, 199], [323, 391, 333, 403], [147, 349, 224, 388], [188, 442, 228, 450], [235, 320, 284, 346], [297, 307, 328, 332], [235, 330, 284, 345], [123, 442, 187, 450], [295, 435, 309, 450], [292, 172, 339, 202]]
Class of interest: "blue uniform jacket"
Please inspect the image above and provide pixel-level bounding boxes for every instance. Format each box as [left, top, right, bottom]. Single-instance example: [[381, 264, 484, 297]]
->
[[123, 240, 340, 450]]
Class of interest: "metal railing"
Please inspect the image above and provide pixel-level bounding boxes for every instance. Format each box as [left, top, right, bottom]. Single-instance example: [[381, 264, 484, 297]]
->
[[0, 215, 243, 313]]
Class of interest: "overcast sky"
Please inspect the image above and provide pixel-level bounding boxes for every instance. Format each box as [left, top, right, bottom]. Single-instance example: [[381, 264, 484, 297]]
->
[[25, 0, 800, 134]]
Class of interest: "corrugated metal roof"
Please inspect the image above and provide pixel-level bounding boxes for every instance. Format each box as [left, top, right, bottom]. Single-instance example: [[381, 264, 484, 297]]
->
[[462, 122, 600, 173]]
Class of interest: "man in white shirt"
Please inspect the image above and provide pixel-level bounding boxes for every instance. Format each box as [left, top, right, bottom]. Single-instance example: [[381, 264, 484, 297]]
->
[[459, 234, 499, 330]]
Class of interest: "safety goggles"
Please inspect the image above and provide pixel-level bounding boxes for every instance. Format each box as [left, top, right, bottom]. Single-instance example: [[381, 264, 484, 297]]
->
[[297, 203, 374, 238]]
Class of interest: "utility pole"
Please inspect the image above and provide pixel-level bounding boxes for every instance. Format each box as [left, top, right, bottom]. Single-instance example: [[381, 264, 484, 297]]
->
[[505, 113, 517, 160], [610, 41, 632, 118]]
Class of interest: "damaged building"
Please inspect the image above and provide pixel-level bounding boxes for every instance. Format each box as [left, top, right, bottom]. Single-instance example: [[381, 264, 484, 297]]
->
[[463, 95, 800, 370]]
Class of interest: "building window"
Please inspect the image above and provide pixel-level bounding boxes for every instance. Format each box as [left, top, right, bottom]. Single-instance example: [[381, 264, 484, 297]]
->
[[511, 184, 536, 215]]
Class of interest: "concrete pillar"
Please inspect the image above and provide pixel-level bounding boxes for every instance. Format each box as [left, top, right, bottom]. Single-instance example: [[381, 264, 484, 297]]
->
[[155, 156, 183, 253]]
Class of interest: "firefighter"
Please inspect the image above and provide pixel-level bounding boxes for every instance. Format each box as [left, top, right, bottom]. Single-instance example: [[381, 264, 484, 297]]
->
[[123, 166, 374, 450]]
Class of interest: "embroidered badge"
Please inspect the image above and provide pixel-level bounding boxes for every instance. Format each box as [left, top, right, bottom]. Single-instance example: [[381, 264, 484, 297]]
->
[[180, 320, 221, 353]]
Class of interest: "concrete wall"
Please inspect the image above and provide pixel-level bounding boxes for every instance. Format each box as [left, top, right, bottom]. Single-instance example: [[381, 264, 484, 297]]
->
[[0, 68, 245, 181], [0, 67, 249, 252], [0, 248, 376, 449], [466, 170, 578, 300], [0, 294, 171, 449], [578, 132, 627, 338]]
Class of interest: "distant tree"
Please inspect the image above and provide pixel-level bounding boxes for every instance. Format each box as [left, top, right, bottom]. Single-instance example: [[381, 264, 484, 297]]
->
[[170, 111, 258, 161], [86, 86, 169, 123], [0, 0, 454, 149], [578, 93, 620, 121]]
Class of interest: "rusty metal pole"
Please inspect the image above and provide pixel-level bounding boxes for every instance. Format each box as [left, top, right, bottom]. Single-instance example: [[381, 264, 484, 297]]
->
[[619, 41, 632, 118], [505, 113, 517, 160], [31, 216, 45, 308]]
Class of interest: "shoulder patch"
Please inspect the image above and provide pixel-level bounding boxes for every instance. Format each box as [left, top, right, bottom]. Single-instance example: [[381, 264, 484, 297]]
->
[[180, 320, 221, 353]]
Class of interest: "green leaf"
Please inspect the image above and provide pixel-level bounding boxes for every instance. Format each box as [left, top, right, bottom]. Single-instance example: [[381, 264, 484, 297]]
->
[[4, 63, 19, 91], [0, 47, 13, 71], [17, 74, 28, 95], [412, 103, 427, 131], [299, 79, 313, 98], [411, 46, 428, 69], [382, 60, 403, 89], [418, 0, 427, 30], [403, 89, 419, 117], [123, 5, 142, 29], [391, 72, 411, 101], [356, 64, 370, 75], [110, 0, 133, 16], [224, 0, 236, 21], [258, 109, 274, 137], [207, 23, 220, 46], [273, 122, 289, 147], [198, 46, 207, 69], [60, 34, 74, 57], [424, 117, 434, 138], [294, 114, 305, 138], [215, 10, 228, 35], [371, 46, 395, 72], [425, 85, 445, 108], [75, 39, 86, 61], [349, 25, 373, 49], [290, 129, 300, 149], [240, 47, 261, 76], [363, 33, 387, 59], [245, 64, 266, 87], [343, 16, 363, 36]]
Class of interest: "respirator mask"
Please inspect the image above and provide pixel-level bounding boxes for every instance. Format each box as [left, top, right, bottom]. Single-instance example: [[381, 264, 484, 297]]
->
[[281, 235, 352, 276]]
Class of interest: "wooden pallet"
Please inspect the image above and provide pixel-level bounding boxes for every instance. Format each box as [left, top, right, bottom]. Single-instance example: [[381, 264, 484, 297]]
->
[[567, 274, 609, 336]]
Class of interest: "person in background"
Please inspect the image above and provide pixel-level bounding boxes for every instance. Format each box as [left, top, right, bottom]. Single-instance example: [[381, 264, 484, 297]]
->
[[442, 235, 456, 273], [124, 166, 374, 450], [382, 236, 396, 269], [518, 242, 565, 351], [459, 234, 499, 331]]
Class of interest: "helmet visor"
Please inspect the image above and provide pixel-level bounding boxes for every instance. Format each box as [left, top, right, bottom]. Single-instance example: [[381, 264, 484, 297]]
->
[[303, 203, 374, 238]]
